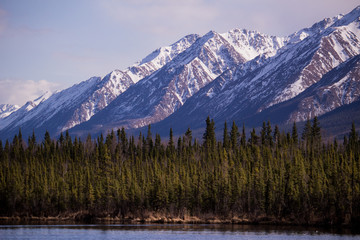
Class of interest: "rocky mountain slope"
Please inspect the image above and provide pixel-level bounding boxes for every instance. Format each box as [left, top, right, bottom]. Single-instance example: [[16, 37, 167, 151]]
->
[[1, 6, 360, 141], [0, 104, 19, 119], [69, 29, 286, 136], [0, 35, 199, 139], [147, 6, 360, 137]]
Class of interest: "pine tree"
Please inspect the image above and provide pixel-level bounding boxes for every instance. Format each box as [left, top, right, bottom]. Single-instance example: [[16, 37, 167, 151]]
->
[[167, 128, 175, 155], [223, 121, 230, 149], [250, 128, 258, 146], [203, 116, 216, 151], [273, 125, 280, 146], [230, 121, 239, 150], [184, 128, 192, 148], [261, 122, 267, 145], [302, 119, 312, 142], [292, 122, 298, 145], [311, 116, 321, 142], [349, 122, 358, 150], [240, 123, 246, 148], [146, 124, 153, 154], [266, 121, 273, 147]]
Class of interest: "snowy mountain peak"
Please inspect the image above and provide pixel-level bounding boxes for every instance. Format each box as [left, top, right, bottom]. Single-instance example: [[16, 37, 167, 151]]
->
[[139, 34, 200, 66], [2, 5, 360, 141], [0, 31, 199, 137], [33, 91, 52, 106], [332, 5, 360, 27], [288, 15, 343, 44], [221, 28, 286, 60], [22, 91, 53, 112], [0, 104, 19, 119], [69, 25, 292, 133]]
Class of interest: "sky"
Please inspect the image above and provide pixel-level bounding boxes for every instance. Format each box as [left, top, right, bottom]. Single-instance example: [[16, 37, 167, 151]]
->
[[0, 0, 359, 106]]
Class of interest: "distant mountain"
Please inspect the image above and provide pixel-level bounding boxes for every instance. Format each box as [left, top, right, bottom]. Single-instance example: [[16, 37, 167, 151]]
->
[[0, 91, 51, 131], [70, 29, 286, 136], [0, 104, 19, 119], [146, 6, 360, 137], [1, 6, 360, 141], [0, 34, 199, 140]]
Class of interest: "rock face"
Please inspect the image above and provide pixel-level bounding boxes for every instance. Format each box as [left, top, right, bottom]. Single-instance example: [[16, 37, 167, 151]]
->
[[70, 29, 286, 135], [0, 104, 19, 119], [0, 34, 199, 139], [1, 6, 360, 140], [146, 6, 360, 136]]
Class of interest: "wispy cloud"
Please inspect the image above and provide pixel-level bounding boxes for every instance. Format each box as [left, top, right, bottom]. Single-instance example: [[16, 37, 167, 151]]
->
[[0, 79, 60, 106]]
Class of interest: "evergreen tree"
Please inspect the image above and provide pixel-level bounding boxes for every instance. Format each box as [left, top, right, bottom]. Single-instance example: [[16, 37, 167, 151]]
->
[[302, 119, 312, 142], [0, 117, 359, 226], [184, 128, 192, 147], [167, 128, 175, 154], [311, 116, 321, 143], [230, 121, 239, 150], [292, 122, 298, 145], [273, 125, 280, 146], [223, 121, 230, 149], [240, 123, 246, 148], [250, 128, 258, 146], [349, 122, 358, 149], [266, 121, 273, 147], [203, 116, 216, 151]]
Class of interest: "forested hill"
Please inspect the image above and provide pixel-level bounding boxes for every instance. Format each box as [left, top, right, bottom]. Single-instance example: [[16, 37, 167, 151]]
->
[[0, 117, 360, 226]]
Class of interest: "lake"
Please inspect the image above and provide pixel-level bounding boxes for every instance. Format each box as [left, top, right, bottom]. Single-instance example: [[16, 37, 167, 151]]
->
[[0, 224, 359, 240]]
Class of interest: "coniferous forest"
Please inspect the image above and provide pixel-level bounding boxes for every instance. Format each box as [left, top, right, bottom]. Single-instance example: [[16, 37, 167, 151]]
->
[[0, 117, 360, 226]]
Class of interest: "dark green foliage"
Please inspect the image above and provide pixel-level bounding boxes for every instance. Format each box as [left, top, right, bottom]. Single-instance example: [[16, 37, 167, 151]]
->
[[302, 119, 312, 142], [0, 117, 359, 226], [203, 116, 216, 151], [292, 122, 298, 145], [223, 121, 230, 150], [230, 121, 239, 150]]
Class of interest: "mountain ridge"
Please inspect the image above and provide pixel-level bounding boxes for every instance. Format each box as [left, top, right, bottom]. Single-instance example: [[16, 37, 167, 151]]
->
[[1, 6, 360, 141]]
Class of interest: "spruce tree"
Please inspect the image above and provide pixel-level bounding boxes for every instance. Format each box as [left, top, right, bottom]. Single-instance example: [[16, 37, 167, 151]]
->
[[184, 128, 192, 147], [311, 116, 321, 142], [240, 123, 246, 148], [302, 119, 312, 142], [223, 121, 230, 149], [292, 122, 298, 145], [230, 121, 239, 150], [203, 116, 216, 151]]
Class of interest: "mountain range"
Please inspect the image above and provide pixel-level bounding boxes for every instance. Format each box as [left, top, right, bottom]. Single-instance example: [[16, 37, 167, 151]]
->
[[1, 6, 360, 141]]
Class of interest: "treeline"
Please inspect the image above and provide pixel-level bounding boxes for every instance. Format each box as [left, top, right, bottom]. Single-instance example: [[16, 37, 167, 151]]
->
[[0, 117, 359, 225]]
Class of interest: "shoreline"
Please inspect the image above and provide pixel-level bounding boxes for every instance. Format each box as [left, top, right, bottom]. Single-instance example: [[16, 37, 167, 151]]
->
[[0, 213, 357, 228]]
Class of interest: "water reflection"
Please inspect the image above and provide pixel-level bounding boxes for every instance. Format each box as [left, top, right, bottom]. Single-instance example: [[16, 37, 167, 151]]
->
[[0, 223, 359, 235]]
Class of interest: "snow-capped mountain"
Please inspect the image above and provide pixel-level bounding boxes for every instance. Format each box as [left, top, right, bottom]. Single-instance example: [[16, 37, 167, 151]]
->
[[69, 29, 286, 136], [0, 91, 52, 131], [0, 104, 19, 119], [0, 34, 199, 139], [147, 6, 360, 136], [1, 6, 360, 141]]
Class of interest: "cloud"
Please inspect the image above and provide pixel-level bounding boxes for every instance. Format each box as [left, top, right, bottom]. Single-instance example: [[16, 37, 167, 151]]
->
[[0, 79, 60, 106]]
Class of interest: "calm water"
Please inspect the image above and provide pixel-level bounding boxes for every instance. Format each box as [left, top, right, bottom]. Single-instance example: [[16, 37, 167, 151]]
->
[[0, 224, 359, 240]]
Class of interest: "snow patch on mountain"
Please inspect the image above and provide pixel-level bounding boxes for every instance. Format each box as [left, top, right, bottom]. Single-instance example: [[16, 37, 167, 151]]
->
[[0, 91, 52, 131], [268, 16, 360, 108], [221, 29, 286, 60], [0, 104, 19, 119]]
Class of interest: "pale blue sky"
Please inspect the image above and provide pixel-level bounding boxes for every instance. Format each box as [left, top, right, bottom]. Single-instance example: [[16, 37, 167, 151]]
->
[[0, 0, 359, 105]]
